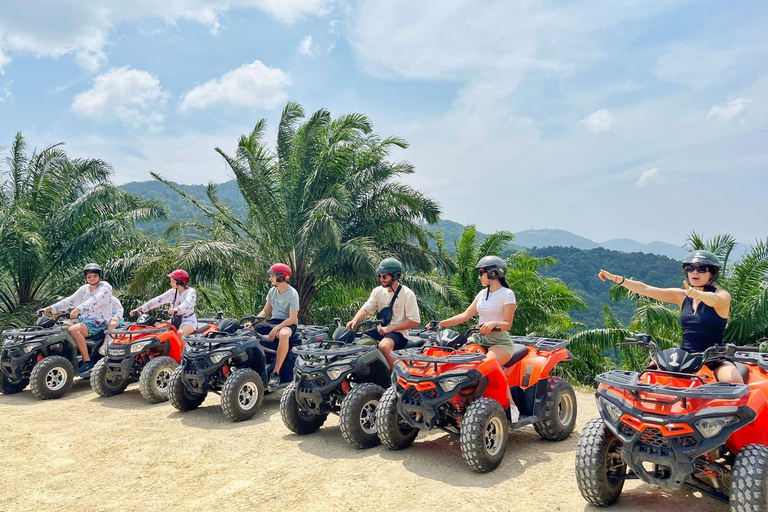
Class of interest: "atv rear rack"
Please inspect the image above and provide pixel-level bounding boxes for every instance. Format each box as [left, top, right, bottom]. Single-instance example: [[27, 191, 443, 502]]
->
[[597, 370, 751, 404], [733, 350, 768, 371], [510, 336, 569, 351]]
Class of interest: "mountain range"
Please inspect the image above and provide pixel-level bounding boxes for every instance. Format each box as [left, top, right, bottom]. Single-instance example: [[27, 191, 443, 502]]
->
[[121, 180, 746, 261]]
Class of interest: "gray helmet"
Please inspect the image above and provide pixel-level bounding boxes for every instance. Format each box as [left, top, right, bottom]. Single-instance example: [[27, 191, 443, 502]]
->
[[376, 257, 403, 280], [83, 263, 102, 276], [683, 250, 720, 283], [475, 255, 507, 279]]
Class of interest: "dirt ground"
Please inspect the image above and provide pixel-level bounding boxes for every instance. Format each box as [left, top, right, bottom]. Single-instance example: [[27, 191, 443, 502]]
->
[[0, 381, 728, 512]]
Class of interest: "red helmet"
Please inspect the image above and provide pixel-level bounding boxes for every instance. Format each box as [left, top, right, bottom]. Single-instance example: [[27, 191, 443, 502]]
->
[[167, 269, 190, 286], [267, 263, 291, 280]]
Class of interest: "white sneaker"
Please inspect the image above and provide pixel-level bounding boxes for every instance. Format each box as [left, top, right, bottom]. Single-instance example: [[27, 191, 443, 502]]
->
[[508, 404, 520, 424]]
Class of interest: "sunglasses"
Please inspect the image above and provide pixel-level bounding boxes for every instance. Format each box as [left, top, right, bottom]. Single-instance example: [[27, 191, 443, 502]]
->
[[478, 269, 488, 276], [684, 264, 710, 274], [377, 274, 392, 279]]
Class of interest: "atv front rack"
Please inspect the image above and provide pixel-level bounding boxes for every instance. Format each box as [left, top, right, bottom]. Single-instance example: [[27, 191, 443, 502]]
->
[[392, 347, 486, 367], [597, 370, 751, 404], [294, 342, 376, 358], [1, 327, 63, 338], [105, 326, 170, 336], [510, 336, 569, 351]]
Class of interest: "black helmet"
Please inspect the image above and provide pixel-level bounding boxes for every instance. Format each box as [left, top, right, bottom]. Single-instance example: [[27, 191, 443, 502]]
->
[[683, 250, 721, 283], [375, 257, 403, 280], [475, 255, 507, 280], [83, 263, 102, 276]]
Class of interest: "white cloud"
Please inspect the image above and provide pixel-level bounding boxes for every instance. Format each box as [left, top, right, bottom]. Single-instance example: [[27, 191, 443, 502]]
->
[[71, 67, 168, 130], [180, 60, 291, 113], [707, 98, 752, 123], [636, 167, 664, 187], [297, 35, 317, 57], [0, 46, 10, 74], [578, 109, 616, 133], [0, 0, 335, 72]]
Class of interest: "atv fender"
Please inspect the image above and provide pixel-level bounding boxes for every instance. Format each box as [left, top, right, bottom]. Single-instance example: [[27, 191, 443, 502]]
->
[[516, 348, 570, 389], [476, 359, 512, 408]]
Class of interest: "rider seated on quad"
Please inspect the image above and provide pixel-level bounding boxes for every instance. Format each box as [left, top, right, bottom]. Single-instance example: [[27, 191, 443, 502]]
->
[[246, 263, 300, 388], [438, 255, 520, 423], [42, 263, 113, 375], [599, 249, 741, 383], [345, 257, 420, 369], [130, 269, 198, 337]]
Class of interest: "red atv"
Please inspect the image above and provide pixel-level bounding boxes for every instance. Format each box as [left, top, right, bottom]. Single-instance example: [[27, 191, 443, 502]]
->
[[90, 311, 218, 403], [576, 334, 768, 511], [377, 325, 577, 472]]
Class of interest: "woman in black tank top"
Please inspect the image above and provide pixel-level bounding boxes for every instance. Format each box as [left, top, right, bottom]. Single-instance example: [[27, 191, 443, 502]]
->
[[598, 250, 740, 383]]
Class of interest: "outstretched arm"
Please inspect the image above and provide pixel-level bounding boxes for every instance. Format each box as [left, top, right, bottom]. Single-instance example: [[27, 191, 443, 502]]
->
[[599, 269, 685, 306]]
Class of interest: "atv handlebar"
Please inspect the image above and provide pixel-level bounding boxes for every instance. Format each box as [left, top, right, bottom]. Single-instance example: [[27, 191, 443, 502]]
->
[[622, 333, 762, 364]]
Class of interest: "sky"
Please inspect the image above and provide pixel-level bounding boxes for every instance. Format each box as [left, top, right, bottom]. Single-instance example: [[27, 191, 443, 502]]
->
[[1, 0, 766, 246]]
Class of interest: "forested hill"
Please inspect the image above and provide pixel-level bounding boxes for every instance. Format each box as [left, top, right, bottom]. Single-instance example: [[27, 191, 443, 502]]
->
[[526, 246, 684, 328]]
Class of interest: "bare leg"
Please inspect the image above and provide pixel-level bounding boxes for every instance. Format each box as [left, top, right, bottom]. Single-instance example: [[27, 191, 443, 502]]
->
[[378, 338, 396, 369], [68, 323, 90, 361], [715, 362, 744, 384], [104, 318, 120, 344], [178, 323, 196, 336], [274, 327, 292, 374]]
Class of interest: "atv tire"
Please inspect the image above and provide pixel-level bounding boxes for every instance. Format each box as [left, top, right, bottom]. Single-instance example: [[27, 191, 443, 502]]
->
[[730, 444, 768, 512], [534, 376, 577, 441], [339, 383, 384, 449], [376, 386, 419, 450], [90, 358, 129, 397], [0, 374, 29, 394], [221, 368, 264, 421], [139, 356, 177, 403], [280, 381, 328, 435], [29, 356, 75, 400], [575, 418, 627, 507], [168, 365, 207, 411], [460, 397, 508, 473]]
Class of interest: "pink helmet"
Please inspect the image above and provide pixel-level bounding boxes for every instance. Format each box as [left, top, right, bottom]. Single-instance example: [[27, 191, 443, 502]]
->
[[267, 263, 291, 281], [168, 269, 190, 286]]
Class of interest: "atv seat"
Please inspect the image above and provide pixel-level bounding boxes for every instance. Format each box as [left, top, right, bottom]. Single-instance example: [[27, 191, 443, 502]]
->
[[85, 332, 106, 348], [193, 323, 210, 334], [503, 344, 529, 368], [404, 338, 425, 349]]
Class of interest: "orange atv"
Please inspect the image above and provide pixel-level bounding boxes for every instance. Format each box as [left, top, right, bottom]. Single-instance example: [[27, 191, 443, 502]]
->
[[577, 335, 768, 510], [377, 325, 577, 472], [90, 310, 218, 402]]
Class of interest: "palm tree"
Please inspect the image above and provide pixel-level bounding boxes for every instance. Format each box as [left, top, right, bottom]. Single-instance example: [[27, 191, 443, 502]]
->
[[0, 133, 167, 329], [153, 102, 454, 322]]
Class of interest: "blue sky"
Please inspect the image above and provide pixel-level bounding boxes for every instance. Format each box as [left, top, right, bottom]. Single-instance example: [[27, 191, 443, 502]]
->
[[1, 0, 766, 246]]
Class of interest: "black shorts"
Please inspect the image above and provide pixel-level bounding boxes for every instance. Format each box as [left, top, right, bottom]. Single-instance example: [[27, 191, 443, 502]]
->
[[364, 329, 409, 350], [253, 319, 297, 336]]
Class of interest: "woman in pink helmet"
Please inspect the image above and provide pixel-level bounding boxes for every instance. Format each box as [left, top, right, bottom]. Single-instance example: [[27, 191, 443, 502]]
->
[[130, 269, 198, 336]]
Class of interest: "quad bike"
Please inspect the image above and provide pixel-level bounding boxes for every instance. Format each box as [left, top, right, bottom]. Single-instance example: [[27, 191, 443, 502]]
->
[[0, 311, 107, 399], [280, 318, 436, 449], [169, 320, 329, 421], [576, 335, 768, 511], [90, 310, 219, 403], [376, 325, 577, 473]]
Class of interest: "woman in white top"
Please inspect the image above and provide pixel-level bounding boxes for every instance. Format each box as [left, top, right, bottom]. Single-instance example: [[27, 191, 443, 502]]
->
[[43, 263, 113, 375], [438, 255, 519, 420], [130, 269, 198, 336]]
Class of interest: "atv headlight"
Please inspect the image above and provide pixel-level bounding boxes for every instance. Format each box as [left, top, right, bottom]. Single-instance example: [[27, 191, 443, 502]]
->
[[599, 397, 623, 424], [130, 341, 151, 354], [326, 365, 352, 381], [210, 351, 232, 364], [23, 342, 42, 353], [439, 376, 469, 393], [695, 415, 739, 438]]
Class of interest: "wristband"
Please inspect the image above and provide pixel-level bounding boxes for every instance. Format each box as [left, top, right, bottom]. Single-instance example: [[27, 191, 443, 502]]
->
[[616, 276, 625, 285]]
